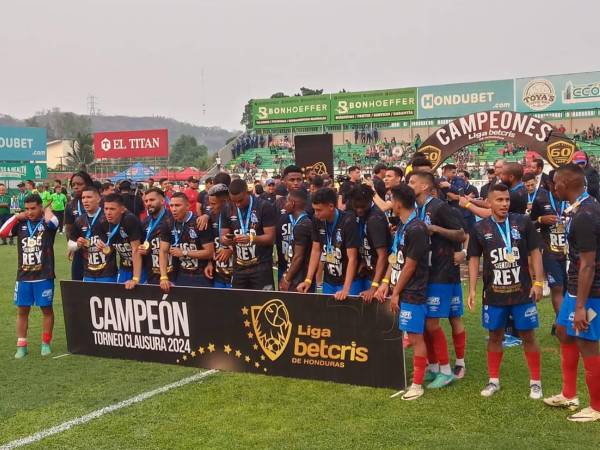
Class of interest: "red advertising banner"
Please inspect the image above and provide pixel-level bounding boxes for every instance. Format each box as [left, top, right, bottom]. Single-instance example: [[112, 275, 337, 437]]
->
[[93, 129, 169, 159]]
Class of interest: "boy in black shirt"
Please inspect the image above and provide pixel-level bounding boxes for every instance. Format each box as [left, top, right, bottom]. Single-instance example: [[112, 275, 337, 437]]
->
[[297, 188, 360, 300], [205, 184, 234, 288], [468, 183, 544, 399]]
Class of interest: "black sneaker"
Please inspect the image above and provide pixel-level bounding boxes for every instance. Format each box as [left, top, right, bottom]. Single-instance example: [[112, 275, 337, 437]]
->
[[453, 364, 466, 379]]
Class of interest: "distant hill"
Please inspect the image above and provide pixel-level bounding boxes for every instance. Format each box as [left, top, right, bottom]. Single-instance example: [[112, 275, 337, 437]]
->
[[0, 111, 239, 153]]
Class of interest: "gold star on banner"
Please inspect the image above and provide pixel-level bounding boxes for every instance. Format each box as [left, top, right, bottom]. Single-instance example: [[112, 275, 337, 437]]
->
[[235, 350, 242, 358], [182, 355, 188, 361], [260, 355, 265, 361], [253, 344, 259, 351], [247, 332, 254, 339], [244, 320, 251, 328], [241, 306, 249, 315], [199, 347, 205, 354], [208, 343, 215, 353], [244, 355, 251, 363], [191, 351, 196, 357], [224, 345, 232, 354], [254, 362, 260, 368]]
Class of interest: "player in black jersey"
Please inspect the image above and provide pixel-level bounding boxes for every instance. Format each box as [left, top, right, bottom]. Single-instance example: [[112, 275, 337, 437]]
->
[[205, 183, 234, 288], [0, 194, 58, 358], [64, 171, 94, 280], [347, 184, 391, 302], [220, 179, 277, 290], [68, 186, 117, 282], [468, 183, 544, 399], [277, 189, 314, 292], [160, 192, 214, 289], [274, 165, 304, 214], [297, 188, 360, 300], [98, 193, 144, 288], [546, 164, 600, 421]]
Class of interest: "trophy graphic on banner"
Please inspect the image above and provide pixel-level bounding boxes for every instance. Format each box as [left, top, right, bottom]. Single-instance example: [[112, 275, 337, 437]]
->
[[10, 196, 19, 214]]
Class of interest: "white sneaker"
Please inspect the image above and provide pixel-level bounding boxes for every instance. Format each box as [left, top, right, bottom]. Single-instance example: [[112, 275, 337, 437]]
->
[[567, 406, 600, 423], [529, 384, 543, 400], [481, 382, 500, 397], [543, 393, 580, 410], [401, 383, 424, 401]]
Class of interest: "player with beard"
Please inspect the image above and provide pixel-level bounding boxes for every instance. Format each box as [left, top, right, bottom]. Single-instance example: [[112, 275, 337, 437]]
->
[[347, 184, 391, 302], [68, 186, 118, 282], [545, 164, 600, 422], [0, 194, 58, 358], [380, 184, 430, 401], [277, 189, 314, 292], [467, 183, 544, 399], [160, 193, 214, 290], [64, 171, 93, 280], [97, 193, 144, 288], [409, 171, 467, 386], [297, 188, 360, 300], [205, 184, 234, 288], [220, 179, 277, 290], [138, 188, 174, 287]]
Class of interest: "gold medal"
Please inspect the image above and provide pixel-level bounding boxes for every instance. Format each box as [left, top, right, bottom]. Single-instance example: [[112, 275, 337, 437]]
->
[[505, 250, 515, 263], [140, 241, 150, 250], [26, 237, 36, 248], [102, 246, 112, 255], [326, 253, 336, 264], [555, 222, 565, 233], [83, 238, 90, 247], [388, 254, 397, 265]]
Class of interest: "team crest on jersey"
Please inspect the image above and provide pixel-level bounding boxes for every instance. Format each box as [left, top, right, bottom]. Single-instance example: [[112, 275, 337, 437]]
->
[[543, 205, 551, 211], [423, 215, 432, 226], [119, 228, 128, 238], [189, 229, 197, 239], [20, 226, 27, 230], [511, 228, 521, 240], [336, 229, 342, 243], [251, 212, 258, 223]]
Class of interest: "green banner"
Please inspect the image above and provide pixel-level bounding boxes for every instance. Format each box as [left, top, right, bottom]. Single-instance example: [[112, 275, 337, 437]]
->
[[0, 162, 48, 181], [331, 89, 417, 124], [252, 96, 330, 128]]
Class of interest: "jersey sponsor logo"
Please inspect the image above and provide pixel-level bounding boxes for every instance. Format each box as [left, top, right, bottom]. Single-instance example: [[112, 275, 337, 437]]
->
[[399, 310, 412, 320], [427, 296, 441, 306], [484, 233, 493, 240], [41, 288, 52, 298], [451, 296, 461, 305], [189, 228, 197, 239], [336, 229, 342, 243], [524, 306, 537, 318]]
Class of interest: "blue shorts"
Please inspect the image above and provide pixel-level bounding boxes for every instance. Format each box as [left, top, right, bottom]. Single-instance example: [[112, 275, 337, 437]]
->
[[174, 272, 213, 288], [214, 279, 232, 289], [543, 253, 567, 290], [117, 268, 148, 284], [482, 302, 539, 331], [83, 275, 118, 283], [356, 276, 373, 293], [426, 283, 463, 318], [399, 302, 427, 334], [322, 279, 362, 296], [557, 293, 600, 341], [14, 279, 54, 307]]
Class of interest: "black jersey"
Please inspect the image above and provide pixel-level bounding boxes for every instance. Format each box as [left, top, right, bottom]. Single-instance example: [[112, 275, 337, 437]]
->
[[210, 210, 233, 284], [99, 212, 143, 270], [162, 213, 213, 275], [142, 208, 174, 282], [72, 210, 118, 278], [389, 218, 430, 304], [354, 206, 391, 277], [311, 209, 360, 286], [64, 197, 83, 227], [15, 216, 58, 281], [530, 189, 567, 259], [276, 212, 312, 286], [468, 213, 541, 306], [509, 183, 528, 214], [566, 196, 600, 297]]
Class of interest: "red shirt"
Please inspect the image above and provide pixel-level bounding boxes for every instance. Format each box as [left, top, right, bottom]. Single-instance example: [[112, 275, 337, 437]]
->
[[183, 188, 199, 213]]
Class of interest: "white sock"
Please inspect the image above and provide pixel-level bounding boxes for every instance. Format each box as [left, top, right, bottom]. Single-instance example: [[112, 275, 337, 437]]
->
[[489, 378, 500, 386], [428, 363, 439, 373], [440, 364, 451, 375], [455, 358, 465, 367], [530, 379, 541, 386]]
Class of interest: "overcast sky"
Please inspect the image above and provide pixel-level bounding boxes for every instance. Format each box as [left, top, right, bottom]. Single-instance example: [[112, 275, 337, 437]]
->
[[2, 0, 599, 131]]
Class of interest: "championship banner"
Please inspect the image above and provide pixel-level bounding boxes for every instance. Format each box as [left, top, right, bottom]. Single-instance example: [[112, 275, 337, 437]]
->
[[418, 110, 576, 170], [61, 282, 406, 390], [294, 134, 334, 178], [93, 129, 169, 159], [331, 88, 417, 124], [0, 126, 46, 161]]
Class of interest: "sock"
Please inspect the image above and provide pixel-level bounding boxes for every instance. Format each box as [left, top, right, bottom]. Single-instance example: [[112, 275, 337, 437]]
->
[[432, 327, 450, 366], [455, 358, 465, 367], [453, 330, 466, 361], [440, 364, 451, 376], [583, 355, 600, 411], [489, 377, 500, 386], [560, 342, 579, 399], [487, 351, 503, 379], [525, 351, 541, 382], [42, 332, 52, 344], [413, 355, 427, 386], [425, 331, 438, 366], [428, 363, 439, 373], [17, 338, 27, 347]]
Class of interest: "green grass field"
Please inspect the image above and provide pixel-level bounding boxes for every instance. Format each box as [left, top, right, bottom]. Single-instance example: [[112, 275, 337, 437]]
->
[[0, 235, 599, 449]]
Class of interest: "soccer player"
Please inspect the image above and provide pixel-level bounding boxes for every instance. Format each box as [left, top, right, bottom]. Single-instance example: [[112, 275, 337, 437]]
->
[[139, 188, 174, 287], [205, 184, 234, 288], [275, 165, 305, 214], [220, 179, 277, 290], [98, 193, 144, 288], [0, 194, 58, 358], [381, 184, 430, 400], [467, 183, 544, 399], [68, 186, 118, 282], [297, 187, 360, 299], [160, 192, 214, 289], [408, 171, 467, 385], [347, 184, 390, 302], [277, 189, 313, 292], [523, 172, 540, 215], [545, 164, 600, 422], [64, 171, 94, 280]]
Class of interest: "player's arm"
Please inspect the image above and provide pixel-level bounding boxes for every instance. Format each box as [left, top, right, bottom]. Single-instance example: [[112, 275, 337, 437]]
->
[[284, 243, 307, 287], [372, 192, 392, 212], [575, 251, 596, 331], [391, 257, 416, 298], [189, 242, 214, 260], [159, 240, 171, 293], [336, 247, 358, 301], [253, 225, 275, 246], [429, 203, 466, 242], [459, 196, 491, 219], [297, 241, 322, 293], [429, 225, 465, 243], [43, 205, 58, 229], [466, 228, 483, 310], [0, 213, 23, 238], [374, 262, 393, 302]]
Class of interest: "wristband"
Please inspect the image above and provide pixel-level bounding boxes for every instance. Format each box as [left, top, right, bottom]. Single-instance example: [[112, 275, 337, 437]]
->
[[132, 277, 140, 282], [538, 216, 542, 223], [533, 281, 543, 287], [464, 202, 471, 209], [304, 278, 313, 285], [371, 281, 379, 288], [249, 233, 255, 244], [382, 278, 390, 285], [160, 275, 169, 281]]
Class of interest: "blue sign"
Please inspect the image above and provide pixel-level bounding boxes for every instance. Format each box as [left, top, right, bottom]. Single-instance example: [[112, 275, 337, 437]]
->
[[417, 80, 514, 119], [0, 126, 46, 161], [516, 72, 600, 113]]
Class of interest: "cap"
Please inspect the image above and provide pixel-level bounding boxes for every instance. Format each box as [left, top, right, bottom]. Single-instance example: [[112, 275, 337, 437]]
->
[[573, 151, 587, 164], [266, 178, 275, 186], [17, 182, 25, 187]]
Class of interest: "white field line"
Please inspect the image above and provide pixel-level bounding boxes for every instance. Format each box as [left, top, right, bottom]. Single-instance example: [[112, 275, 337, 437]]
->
[[51, 353, 71, 359], [0, 369, 218, 449]]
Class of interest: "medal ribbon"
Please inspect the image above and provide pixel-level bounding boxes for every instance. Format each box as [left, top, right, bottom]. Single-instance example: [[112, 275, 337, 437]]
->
[[492, 216, 512, 256], [85, 209, 101, 239], [391, 210, 417, 254], [173, 211, 192, 246], [145, 207, 166, 242], [27, 220, 42, 239], [417, 196, 433, 221], [106, 222, 121, 246], [565, 192, 590, 236], [76, 199, 83, 216], [237, 196, 254, 235], [289, 212, 307, 247], [548, 192, 567, 219], [510, 182, 524, 192], [325, 209, 340, 255], [528, 188, 538, 204]]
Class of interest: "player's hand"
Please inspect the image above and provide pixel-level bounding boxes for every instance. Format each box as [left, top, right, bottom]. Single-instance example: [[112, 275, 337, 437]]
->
[[204, 263, 214, 279], [196, 214, 209, 231], [360, 287, 377, 303], [234, 234, 250, 245], [374, 283, 389, 303], [458, 196, 469, 208], [427, 224, 438, 235], [160, 279, 171, 293], [364, 178, 374, 188], [438, 181, 451, 189], [296, 282, 310, 293], [96, 240, 106, 250], [67, 250, 73, 261], [530, 285, 543, 302], [334, 288, 349, 301], [137, 246, 148, 256], [390, 293, 400, 313], [279, 276, 290, 292], [15, 212, 27, 221], [454, 251, 466, 266], [573, 306, 589, 333], [216, 247, 232, 263], [467, 291, 476, 311], [170, 247, 183, 257], [76, 237, 88, 248], [124, 279, 138, 290], [539, 215, 558, 225], [221, 235, 233, 246]]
